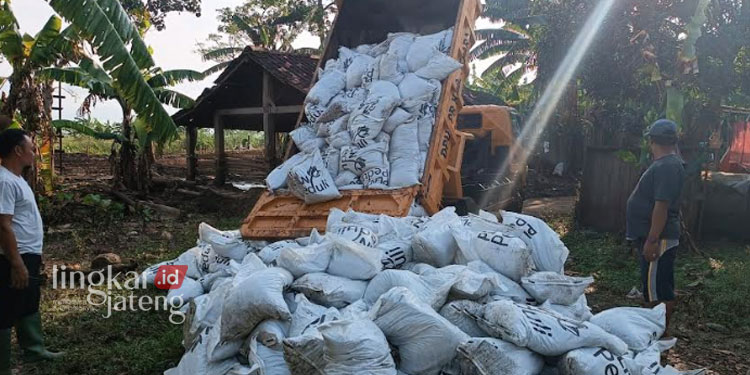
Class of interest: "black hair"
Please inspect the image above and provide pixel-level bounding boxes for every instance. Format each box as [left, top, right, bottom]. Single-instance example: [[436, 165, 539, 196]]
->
[[649, 135, 677, 146], [0, 129, 29, 158]]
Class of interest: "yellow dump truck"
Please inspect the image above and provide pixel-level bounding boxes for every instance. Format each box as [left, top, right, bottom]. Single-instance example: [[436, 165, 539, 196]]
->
[[241, 0, 526, 239]]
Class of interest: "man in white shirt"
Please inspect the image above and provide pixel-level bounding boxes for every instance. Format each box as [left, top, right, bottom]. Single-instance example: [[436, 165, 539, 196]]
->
[[0, 129, 63, 375]]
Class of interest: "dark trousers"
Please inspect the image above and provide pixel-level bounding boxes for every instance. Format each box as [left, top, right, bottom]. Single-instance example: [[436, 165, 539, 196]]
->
[[0, 254, 42, 329]]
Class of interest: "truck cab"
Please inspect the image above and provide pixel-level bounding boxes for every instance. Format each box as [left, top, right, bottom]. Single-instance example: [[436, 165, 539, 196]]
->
[[445, 105, 527, 213]]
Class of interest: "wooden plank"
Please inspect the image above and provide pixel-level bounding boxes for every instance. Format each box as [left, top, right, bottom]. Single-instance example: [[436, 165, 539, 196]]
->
[[186, 125, 198, 181], [214, 113, 227, 186], [263, 71, 278, 167], [216, 105, 302, 116]]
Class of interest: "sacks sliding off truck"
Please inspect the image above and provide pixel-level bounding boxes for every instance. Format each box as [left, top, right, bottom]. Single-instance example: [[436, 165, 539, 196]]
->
[[241, 0, 527, 240]]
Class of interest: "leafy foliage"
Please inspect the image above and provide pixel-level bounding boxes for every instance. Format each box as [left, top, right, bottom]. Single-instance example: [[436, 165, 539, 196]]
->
[[48, 0, 177, 144], [196, 0, 336, 73], [120, 0, 201, 32], [53, 119, 125, 142]]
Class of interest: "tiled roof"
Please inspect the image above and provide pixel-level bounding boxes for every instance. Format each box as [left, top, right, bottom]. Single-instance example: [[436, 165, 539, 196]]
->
[[217, 47, 319, 92]]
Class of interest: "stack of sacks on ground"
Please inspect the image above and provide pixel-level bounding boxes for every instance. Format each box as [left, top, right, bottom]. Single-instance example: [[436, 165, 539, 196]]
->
[[140, 209, 704, 375], [265, 28, 462, 204]]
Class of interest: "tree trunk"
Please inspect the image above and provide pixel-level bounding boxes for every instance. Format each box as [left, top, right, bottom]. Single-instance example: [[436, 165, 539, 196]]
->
[[113, 104, 138, 191], [4, 68, 55, 193], [112, 103, 152, 194], [317, 0, 326, 46], [38, 81, 55, 193]]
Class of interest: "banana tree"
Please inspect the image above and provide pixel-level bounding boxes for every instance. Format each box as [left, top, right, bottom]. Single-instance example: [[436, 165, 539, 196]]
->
[[0, 1, 81, 192], [45, 0, 203, 192], [41, 60, 201, 191]]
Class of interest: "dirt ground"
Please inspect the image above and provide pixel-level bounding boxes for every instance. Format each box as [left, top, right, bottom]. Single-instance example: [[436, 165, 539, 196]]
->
[[32, 152, 748, 374]]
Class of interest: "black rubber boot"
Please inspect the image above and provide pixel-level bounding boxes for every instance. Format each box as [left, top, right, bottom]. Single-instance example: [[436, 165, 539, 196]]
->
[[1, 328, 11, 375], [14, 313, 64, 363]]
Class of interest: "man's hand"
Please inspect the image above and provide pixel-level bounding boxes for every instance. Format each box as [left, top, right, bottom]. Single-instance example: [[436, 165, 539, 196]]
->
[[643, 239, 661, 262], [10, 261, 29, 289]]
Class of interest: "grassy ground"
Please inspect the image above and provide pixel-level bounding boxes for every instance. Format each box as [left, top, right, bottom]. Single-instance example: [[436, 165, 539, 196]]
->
[[548, 215, 750, 372], [9, 198, 246, 375], [9, 202, 750, 374]]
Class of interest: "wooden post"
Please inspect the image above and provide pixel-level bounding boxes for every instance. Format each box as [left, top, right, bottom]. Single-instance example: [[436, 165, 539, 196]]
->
[[186, 125, 198, 181], [263, 71, 277, 167], [214, 113, 227, 186]]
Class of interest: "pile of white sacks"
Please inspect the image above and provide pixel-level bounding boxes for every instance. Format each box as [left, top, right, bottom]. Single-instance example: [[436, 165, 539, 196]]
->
[[142, 208, 704, 375], [266, 28, 462, 204]]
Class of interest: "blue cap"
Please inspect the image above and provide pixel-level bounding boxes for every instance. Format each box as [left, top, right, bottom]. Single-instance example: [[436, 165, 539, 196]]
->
[[644, 119, 678, 139]]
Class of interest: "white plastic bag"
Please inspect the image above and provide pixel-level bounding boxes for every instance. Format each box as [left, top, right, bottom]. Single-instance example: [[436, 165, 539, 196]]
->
[[364, 269, 454, 310], [166, 277, 204, 308], [244, 320, 291, 375], [306, 69, 345, 106], [378, 52, 403, 85], [500, 211, 569, 274], [439, 300, 487, 337], [196, 245, 233, 275], [347, 53, 375, 89], [382, 107, 415, 134], [466, 260, 535, 304], [266, 153, 306, 190], [258, 240, 301, 266], [221, 267, 293, 341], [362, 165, 390, 189], [348, 96, 399, 145], [539, 295, 593, 321], [276, 242, 332, 278], [414, 52, 462, 81], [319, 319, 397, 375], [475, 300, 629, 357], [389, 120, 420, 160], [339, 142, 388, 176], [430, 265, 497, 300], [287, 149, 341, 204], [321, 147, 340, 178], [590, 304, 666, 351], [326, 235, 382, 280], [291, 272, 368, 308], [452, 229, 534, 282], [198, 223, 249, 260], [331, 224, 378, 247], [521, 272, 594, 305], [411, 207, 461, 267], [370, 287, 468, 375], [327, 130, 352, 149], [559, 347, 631, 375], [164, 326, 238, 375], [456, 338, 544, 375], [288, 294, 341, 338], [398, 74, 440, 102], [378, 240, 413, 270]]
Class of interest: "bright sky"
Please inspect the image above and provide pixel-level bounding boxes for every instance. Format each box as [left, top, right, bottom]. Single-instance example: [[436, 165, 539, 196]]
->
[[1, 0, 500, 124]]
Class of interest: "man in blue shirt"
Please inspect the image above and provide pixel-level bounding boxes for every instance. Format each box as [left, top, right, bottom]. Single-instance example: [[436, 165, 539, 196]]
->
[[626, 119, 686, 338]]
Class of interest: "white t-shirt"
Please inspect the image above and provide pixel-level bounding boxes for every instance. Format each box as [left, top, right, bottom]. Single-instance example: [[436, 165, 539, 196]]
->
[[0, 166, 43, 255]]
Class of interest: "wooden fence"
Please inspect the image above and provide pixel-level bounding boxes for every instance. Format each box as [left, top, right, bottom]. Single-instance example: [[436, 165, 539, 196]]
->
[[578, 146, 643, 232]]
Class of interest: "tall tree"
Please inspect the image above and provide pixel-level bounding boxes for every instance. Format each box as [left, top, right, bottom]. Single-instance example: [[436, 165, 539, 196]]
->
[[196, 0, 336, 75], [120, 0, 202, 32]]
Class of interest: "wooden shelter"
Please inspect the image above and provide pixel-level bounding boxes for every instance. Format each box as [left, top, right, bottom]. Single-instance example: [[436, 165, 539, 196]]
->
[[172, 48, 318, 185]]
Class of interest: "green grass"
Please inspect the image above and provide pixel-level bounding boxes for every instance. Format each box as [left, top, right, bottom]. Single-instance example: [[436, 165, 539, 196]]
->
[[562, 225, 750, 331], [10, 214, 247, 375], [62, 129, 266, 156]]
